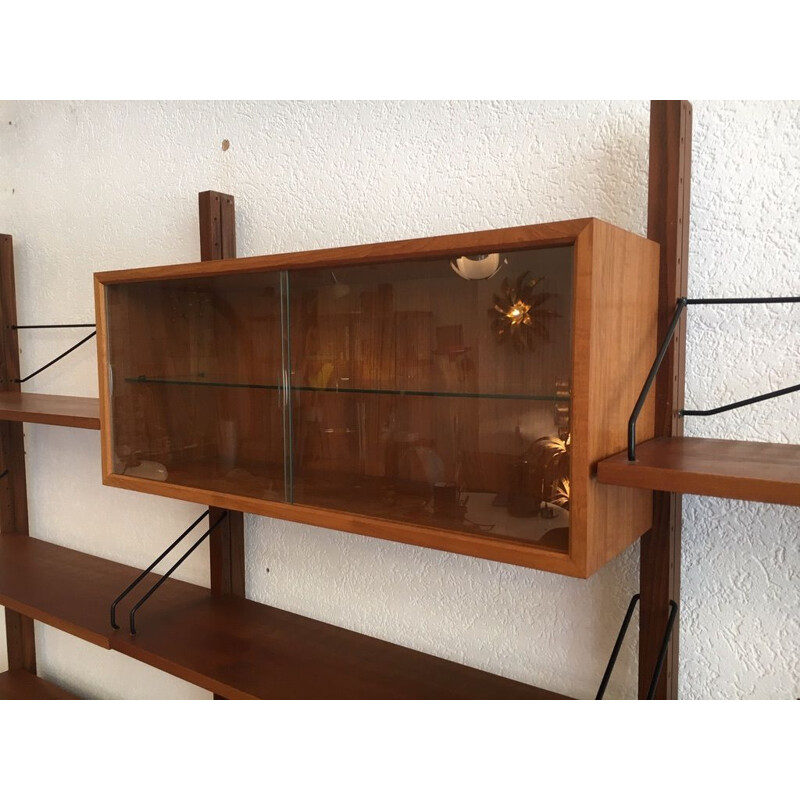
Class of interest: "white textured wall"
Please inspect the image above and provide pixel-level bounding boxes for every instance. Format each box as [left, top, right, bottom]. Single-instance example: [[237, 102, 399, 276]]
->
[[0, 101, 796, 699]]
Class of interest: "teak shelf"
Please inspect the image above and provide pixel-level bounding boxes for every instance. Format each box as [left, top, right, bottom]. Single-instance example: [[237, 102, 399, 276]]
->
[[95, 217, 659, 578], [598, 437, 800, 506], [0, 391, 100, 430], [0, 534, 564, 699], [0, 668, 78, 700]]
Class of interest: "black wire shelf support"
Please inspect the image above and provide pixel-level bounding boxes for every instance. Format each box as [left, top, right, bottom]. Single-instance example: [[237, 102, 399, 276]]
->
[[596, 593, 640, 700], [110, 509, 228, 634], [646, 599, 679, 700], [110, 510, 210, 630], [679, 382, 800, 417], [596, 593, 679, 700], [628, 296, 800, 460], [128, 510, 228, 635], [12, 328, 97, 384]]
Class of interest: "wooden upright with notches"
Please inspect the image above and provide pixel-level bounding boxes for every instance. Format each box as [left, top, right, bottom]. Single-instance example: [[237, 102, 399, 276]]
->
[[638, 100, 692, 700], [198, 191, 246, 603], [0, 233, 36, 676], [199, 191, 246, 701]]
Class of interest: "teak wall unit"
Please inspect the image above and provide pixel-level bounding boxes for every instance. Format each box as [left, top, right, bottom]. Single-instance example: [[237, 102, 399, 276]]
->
[[0, 101, 706, 699], [95, 218, 659, 579]]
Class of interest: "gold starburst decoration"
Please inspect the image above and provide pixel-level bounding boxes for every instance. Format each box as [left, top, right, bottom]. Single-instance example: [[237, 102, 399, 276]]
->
[[488, 271, 559, 352]]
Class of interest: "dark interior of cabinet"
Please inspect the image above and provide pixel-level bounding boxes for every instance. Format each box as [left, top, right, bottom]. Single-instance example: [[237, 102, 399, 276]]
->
[[105, 245, 574, 551]]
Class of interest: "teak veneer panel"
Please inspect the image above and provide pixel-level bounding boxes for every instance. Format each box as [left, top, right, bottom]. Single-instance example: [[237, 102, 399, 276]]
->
[[0, 392, 100, 430], [572, 220, 659, 574], [0, 535, 566, 699], [597, 437, 800, 506], [0, 669, 78, 700]]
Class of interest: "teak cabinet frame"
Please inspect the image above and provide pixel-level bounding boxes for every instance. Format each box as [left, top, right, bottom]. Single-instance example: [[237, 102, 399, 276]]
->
[[95, 217, 659, 578]]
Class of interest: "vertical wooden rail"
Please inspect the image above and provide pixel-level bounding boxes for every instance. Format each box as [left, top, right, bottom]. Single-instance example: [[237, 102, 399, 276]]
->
[[198, 192, 246, 604], [0, 234, 37, 672], [639, 100, 692, 699]]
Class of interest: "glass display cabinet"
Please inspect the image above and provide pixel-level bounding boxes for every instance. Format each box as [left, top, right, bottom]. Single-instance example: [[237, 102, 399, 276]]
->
[[95, 218, 658, 577]]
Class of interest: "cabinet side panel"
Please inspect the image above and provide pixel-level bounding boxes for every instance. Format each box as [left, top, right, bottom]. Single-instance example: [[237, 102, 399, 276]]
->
[[586, 221, 659, 573]]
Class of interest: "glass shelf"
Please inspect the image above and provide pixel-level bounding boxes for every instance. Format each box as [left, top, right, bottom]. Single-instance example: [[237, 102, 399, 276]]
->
[[125, 375, 570, 403], [126, 375, 282, 391]]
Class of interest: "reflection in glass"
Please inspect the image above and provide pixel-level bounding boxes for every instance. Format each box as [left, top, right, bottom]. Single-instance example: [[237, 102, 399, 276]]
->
[[106, 272, 287, 502], [105, 245, 574, 553], [289, 246, 573, 551]]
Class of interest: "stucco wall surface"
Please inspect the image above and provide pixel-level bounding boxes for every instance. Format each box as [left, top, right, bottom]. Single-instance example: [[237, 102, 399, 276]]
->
[[0, 100, 796, 699]]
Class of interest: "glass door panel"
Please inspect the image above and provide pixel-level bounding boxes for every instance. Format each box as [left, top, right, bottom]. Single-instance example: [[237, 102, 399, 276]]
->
[[288, 246, 573, 550], [105, 271, 287, 502]]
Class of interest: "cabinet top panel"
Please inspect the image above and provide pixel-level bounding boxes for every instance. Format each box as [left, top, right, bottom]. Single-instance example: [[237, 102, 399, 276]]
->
[[94, 218, 618, 285]]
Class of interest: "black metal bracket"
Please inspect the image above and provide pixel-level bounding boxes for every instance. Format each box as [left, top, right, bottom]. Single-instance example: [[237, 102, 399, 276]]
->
[[628, 296, 800, 460], [596, 594, 679, 699], [647, 599, 679, 699], [110, 509, 228, 635], [596, 593, 640, 699], [12, 325, 97, 384], [679, 381, 800, 417]]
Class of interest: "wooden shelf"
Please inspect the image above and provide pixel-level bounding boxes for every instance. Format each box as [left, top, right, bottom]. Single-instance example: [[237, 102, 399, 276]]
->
[[597, 437, 800, 506], [0, 669, 78, 699], [0, 535, 567, 699], [0, 392, 100, 429], [0, 535, 118, 647]]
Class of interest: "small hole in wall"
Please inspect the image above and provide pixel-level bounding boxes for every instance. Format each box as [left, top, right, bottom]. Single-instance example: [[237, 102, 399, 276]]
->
[[221, 139, 230, 151]]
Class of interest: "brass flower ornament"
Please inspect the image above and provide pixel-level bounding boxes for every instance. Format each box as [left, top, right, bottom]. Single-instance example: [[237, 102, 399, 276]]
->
[[488, 271, 559, 351]]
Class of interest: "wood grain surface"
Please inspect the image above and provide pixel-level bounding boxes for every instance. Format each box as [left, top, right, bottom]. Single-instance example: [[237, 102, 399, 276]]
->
[[0, 391, 100, 429], [0, 534, 568, 699], [598, 436, 800, 506], [0, 233, 36, 673], [0, 669, 78, 699], [638, 99, 693, 700], [570, 219, 659, 575]]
